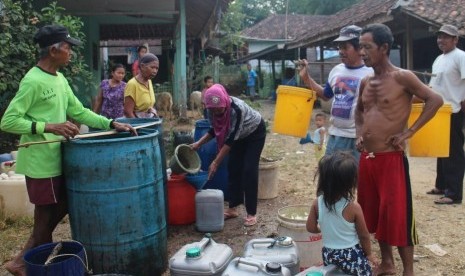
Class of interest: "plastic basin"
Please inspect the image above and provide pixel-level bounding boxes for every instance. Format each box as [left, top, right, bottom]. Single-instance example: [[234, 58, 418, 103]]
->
[[185, 171, 209, 190]]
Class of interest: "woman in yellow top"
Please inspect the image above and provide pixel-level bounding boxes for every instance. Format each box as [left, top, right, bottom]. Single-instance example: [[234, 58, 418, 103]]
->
[[124, 53, 159, 118]]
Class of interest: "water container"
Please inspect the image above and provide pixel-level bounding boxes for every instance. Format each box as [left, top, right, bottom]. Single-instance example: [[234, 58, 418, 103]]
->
[[168, 174, 196, 225], [195, 189, 224, 232], [114, 117, 166, 178], [63, 130, 167, 275], [169, 144, 201, 174], [194, 119, 229, 200], [0, 153, 13, 163], [408, 104, 452, 157], [222, 257, 292, 276], [258, 159, 280, 199], [277, 205, 323, 270], [0, 160, 16, 174], [273, 86, 316, 138], [0, 174, 34, 217], [23, 241, 87, 276], [243, 237, 300, 275], [10, 151, 18, 160], [169, 234, 233, 276], [173, 131, 194, 150], [115, 118, 168, 217], [185, 171, 209, 190], [294, 264, 350, 276]]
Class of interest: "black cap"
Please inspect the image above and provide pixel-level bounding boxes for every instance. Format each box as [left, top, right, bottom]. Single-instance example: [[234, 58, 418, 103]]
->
[[333, 25, 362, 42], [33, 25, 82, 48]]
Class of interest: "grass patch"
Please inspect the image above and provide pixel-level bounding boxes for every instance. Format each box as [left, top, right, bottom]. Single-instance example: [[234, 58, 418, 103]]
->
[[0, 214, 33, 263]]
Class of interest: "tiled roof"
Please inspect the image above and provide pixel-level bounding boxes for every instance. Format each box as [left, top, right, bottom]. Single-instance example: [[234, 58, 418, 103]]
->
[[288, 0, 465, 48], [240, 14, 329, 40], [239, 0, 465, 58], [397, 0, 465, 36], [288, 0, 398, 48]]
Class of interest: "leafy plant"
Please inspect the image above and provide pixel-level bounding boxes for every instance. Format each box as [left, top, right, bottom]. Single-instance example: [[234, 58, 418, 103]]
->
[[218, 1, 246, 61], [39, 2, 95, 106], [0, 0, 39, 114], [0, 0, 93, 112], [0, 0, 93, 152]]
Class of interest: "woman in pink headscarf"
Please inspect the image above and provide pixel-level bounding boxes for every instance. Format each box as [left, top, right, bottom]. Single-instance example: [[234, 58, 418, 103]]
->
[[191, 84, 266, 226]]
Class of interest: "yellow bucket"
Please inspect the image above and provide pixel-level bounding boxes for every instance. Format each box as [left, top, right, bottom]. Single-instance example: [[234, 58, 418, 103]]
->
[[408, 104, 452, 157], [272, 85, 316, 138]]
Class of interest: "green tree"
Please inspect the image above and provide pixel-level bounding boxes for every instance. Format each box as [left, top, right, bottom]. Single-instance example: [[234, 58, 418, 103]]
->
[[0, 0, 39, 114], [0, 1, 93, 112], [219, 0, 246, 60], [288, 0, 360, 15], [38, 2, 95, 106], [0, 0, 92, 151], [240, 0, 285, 27]]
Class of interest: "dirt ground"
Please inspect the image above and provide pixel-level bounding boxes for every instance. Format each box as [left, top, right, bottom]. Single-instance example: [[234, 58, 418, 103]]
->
[[1, 99, 465, 276]]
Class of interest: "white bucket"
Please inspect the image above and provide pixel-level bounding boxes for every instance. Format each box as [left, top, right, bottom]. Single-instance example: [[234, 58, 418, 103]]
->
[[277, 205, 323, 270], [258, 159, 280, 199]]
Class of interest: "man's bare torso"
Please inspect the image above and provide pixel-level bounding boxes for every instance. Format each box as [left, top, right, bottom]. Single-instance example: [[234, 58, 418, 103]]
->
[[360, 69, 413, 152]]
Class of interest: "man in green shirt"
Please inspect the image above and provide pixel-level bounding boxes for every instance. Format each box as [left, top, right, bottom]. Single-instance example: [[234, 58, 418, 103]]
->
[[1, 25, 136, 276]]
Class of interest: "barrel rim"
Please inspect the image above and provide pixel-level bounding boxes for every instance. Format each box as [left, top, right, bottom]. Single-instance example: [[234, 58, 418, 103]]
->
[[115, 117, 163, 124], [259, 160, 280, 170], [195, 119, 211, 127], [276, 85, 315, 98], [23, 241, 85, 265], [411, 103, 452, 113], [67, 129, 159, 145]]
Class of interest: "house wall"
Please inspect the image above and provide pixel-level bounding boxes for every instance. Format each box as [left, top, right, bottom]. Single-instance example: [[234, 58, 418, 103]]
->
[[248, 41, 284, 53]]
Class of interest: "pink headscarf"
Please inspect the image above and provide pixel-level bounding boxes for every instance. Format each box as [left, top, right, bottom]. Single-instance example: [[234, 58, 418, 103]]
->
[[204, 84, 232, 151]]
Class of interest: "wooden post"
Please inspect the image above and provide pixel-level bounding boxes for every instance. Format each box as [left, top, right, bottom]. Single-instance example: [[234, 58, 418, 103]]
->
[[173, 0, 187, 118], [319, 44, 325, 85], [271, 60, 276, 91], [405, 16, 414, 70]]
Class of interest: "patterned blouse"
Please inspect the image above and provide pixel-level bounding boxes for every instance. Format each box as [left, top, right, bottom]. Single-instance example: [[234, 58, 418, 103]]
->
[[100, 79, 126, 119]]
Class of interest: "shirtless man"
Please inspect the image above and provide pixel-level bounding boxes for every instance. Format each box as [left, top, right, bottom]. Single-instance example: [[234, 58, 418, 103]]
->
[[355, 24, 443, 276]]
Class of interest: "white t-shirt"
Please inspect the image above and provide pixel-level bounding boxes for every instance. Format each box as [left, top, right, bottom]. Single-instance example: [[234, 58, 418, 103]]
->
[[323, 64, 373, 138], [430, 47, 465, 113]]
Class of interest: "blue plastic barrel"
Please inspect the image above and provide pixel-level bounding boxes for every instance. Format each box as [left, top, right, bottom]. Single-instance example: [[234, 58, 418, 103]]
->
[[115, 118, 167, 186], [24, 241, 86, 276], [194, 119, 229, 200], [115, 118, 168, 221], [63, 129, 167, 275]]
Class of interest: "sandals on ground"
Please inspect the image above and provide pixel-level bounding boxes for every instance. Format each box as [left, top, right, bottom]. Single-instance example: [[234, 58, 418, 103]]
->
[[243, 216, 257, 227], [426, 188, 444, 195], [434, 196, 462, 205]]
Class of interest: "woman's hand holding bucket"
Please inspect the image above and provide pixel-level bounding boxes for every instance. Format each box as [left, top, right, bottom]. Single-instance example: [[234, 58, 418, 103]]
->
[[189, 141, 201, 151]]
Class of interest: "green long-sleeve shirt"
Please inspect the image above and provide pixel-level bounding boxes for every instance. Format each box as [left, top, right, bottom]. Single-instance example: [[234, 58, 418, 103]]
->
[[1, 66, 112, 178]]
